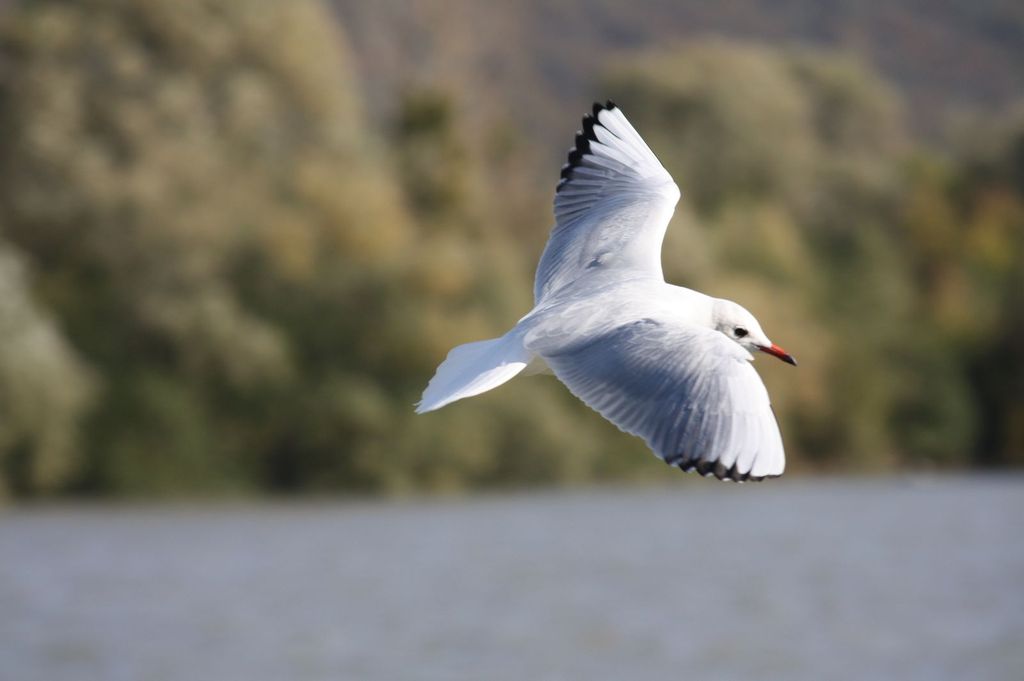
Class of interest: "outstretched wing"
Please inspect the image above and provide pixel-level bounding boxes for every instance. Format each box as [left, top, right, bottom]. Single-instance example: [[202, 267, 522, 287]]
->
[[534, 101, 680, 303], [535, 318, 785, 481]]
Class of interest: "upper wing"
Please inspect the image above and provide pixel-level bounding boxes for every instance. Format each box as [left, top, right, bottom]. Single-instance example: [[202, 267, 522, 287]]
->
[[533, 318, 785, 481], [533, 102, 681, 303]]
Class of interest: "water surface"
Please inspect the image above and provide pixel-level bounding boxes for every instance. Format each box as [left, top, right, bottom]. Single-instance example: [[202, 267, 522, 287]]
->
[[1, 477, 1022, 680]]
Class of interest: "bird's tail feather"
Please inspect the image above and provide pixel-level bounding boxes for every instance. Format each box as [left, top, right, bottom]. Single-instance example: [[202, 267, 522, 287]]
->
[[415, 331, 531, 413]]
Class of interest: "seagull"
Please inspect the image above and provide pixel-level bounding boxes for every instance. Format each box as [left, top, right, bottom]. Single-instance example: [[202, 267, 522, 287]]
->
[[417, 101, 796, 482]]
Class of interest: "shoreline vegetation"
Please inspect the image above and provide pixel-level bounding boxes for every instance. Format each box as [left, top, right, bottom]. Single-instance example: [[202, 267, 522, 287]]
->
[[0, 1, 1021, 498]]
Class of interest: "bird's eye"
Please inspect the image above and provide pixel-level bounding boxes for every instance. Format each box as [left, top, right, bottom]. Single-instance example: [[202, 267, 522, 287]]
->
[[734, 327, 748, 338]]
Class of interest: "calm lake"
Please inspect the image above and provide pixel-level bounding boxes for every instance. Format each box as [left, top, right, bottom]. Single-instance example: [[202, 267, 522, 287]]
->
[[1, 476, 1022, 681]]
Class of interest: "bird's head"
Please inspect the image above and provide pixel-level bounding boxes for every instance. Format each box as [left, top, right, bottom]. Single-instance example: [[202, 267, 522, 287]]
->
[[712, 299, 797, 366]]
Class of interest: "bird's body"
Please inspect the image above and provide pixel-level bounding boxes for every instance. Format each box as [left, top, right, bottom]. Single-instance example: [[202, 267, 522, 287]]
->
[[417, 102, 796, 481]]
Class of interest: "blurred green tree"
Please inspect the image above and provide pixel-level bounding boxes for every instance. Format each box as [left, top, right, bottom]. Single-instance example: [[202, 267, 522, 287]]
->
[[0, 0, 410, 493], [0, 240, 94, 496], [899, 113, 1024, 466]]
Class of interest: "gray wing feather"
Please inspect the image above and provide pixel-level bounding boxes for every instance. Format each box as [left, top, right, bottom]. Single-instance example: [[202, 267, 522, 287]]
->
[[537, 319, 785, 481], [535, 104, 680, 303]]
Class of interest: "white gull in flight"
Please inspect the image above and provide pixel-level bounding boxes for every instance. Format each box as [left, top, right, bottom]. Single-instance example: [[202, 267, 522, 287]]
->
[[417, 101, 796, 482]]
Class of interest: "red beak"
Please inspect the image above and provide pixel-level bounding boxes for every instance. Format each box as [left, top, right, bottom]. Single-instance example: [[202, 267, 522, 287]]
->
[[759, 343, 797, 366]]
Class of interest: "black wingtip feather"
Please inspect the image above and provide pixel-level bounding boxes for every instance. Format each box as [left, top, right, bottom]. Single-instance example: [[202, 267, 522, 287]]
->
[[672, 454, 772, 482], [581, 115, 597, 141], [557, 100, 619, 193]]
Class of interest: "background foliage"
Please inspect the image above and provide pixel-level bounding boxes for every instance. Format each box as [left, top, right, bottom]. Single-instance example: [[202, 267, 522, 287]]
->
[[0, 0, 1021, 497]]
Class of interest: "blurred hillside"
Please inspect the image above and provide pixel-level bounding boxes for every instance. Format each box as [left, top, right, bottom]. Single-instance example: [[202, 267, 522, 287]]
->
[[0, 0, 1021, 498], [331, 0, 1024, 147]]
